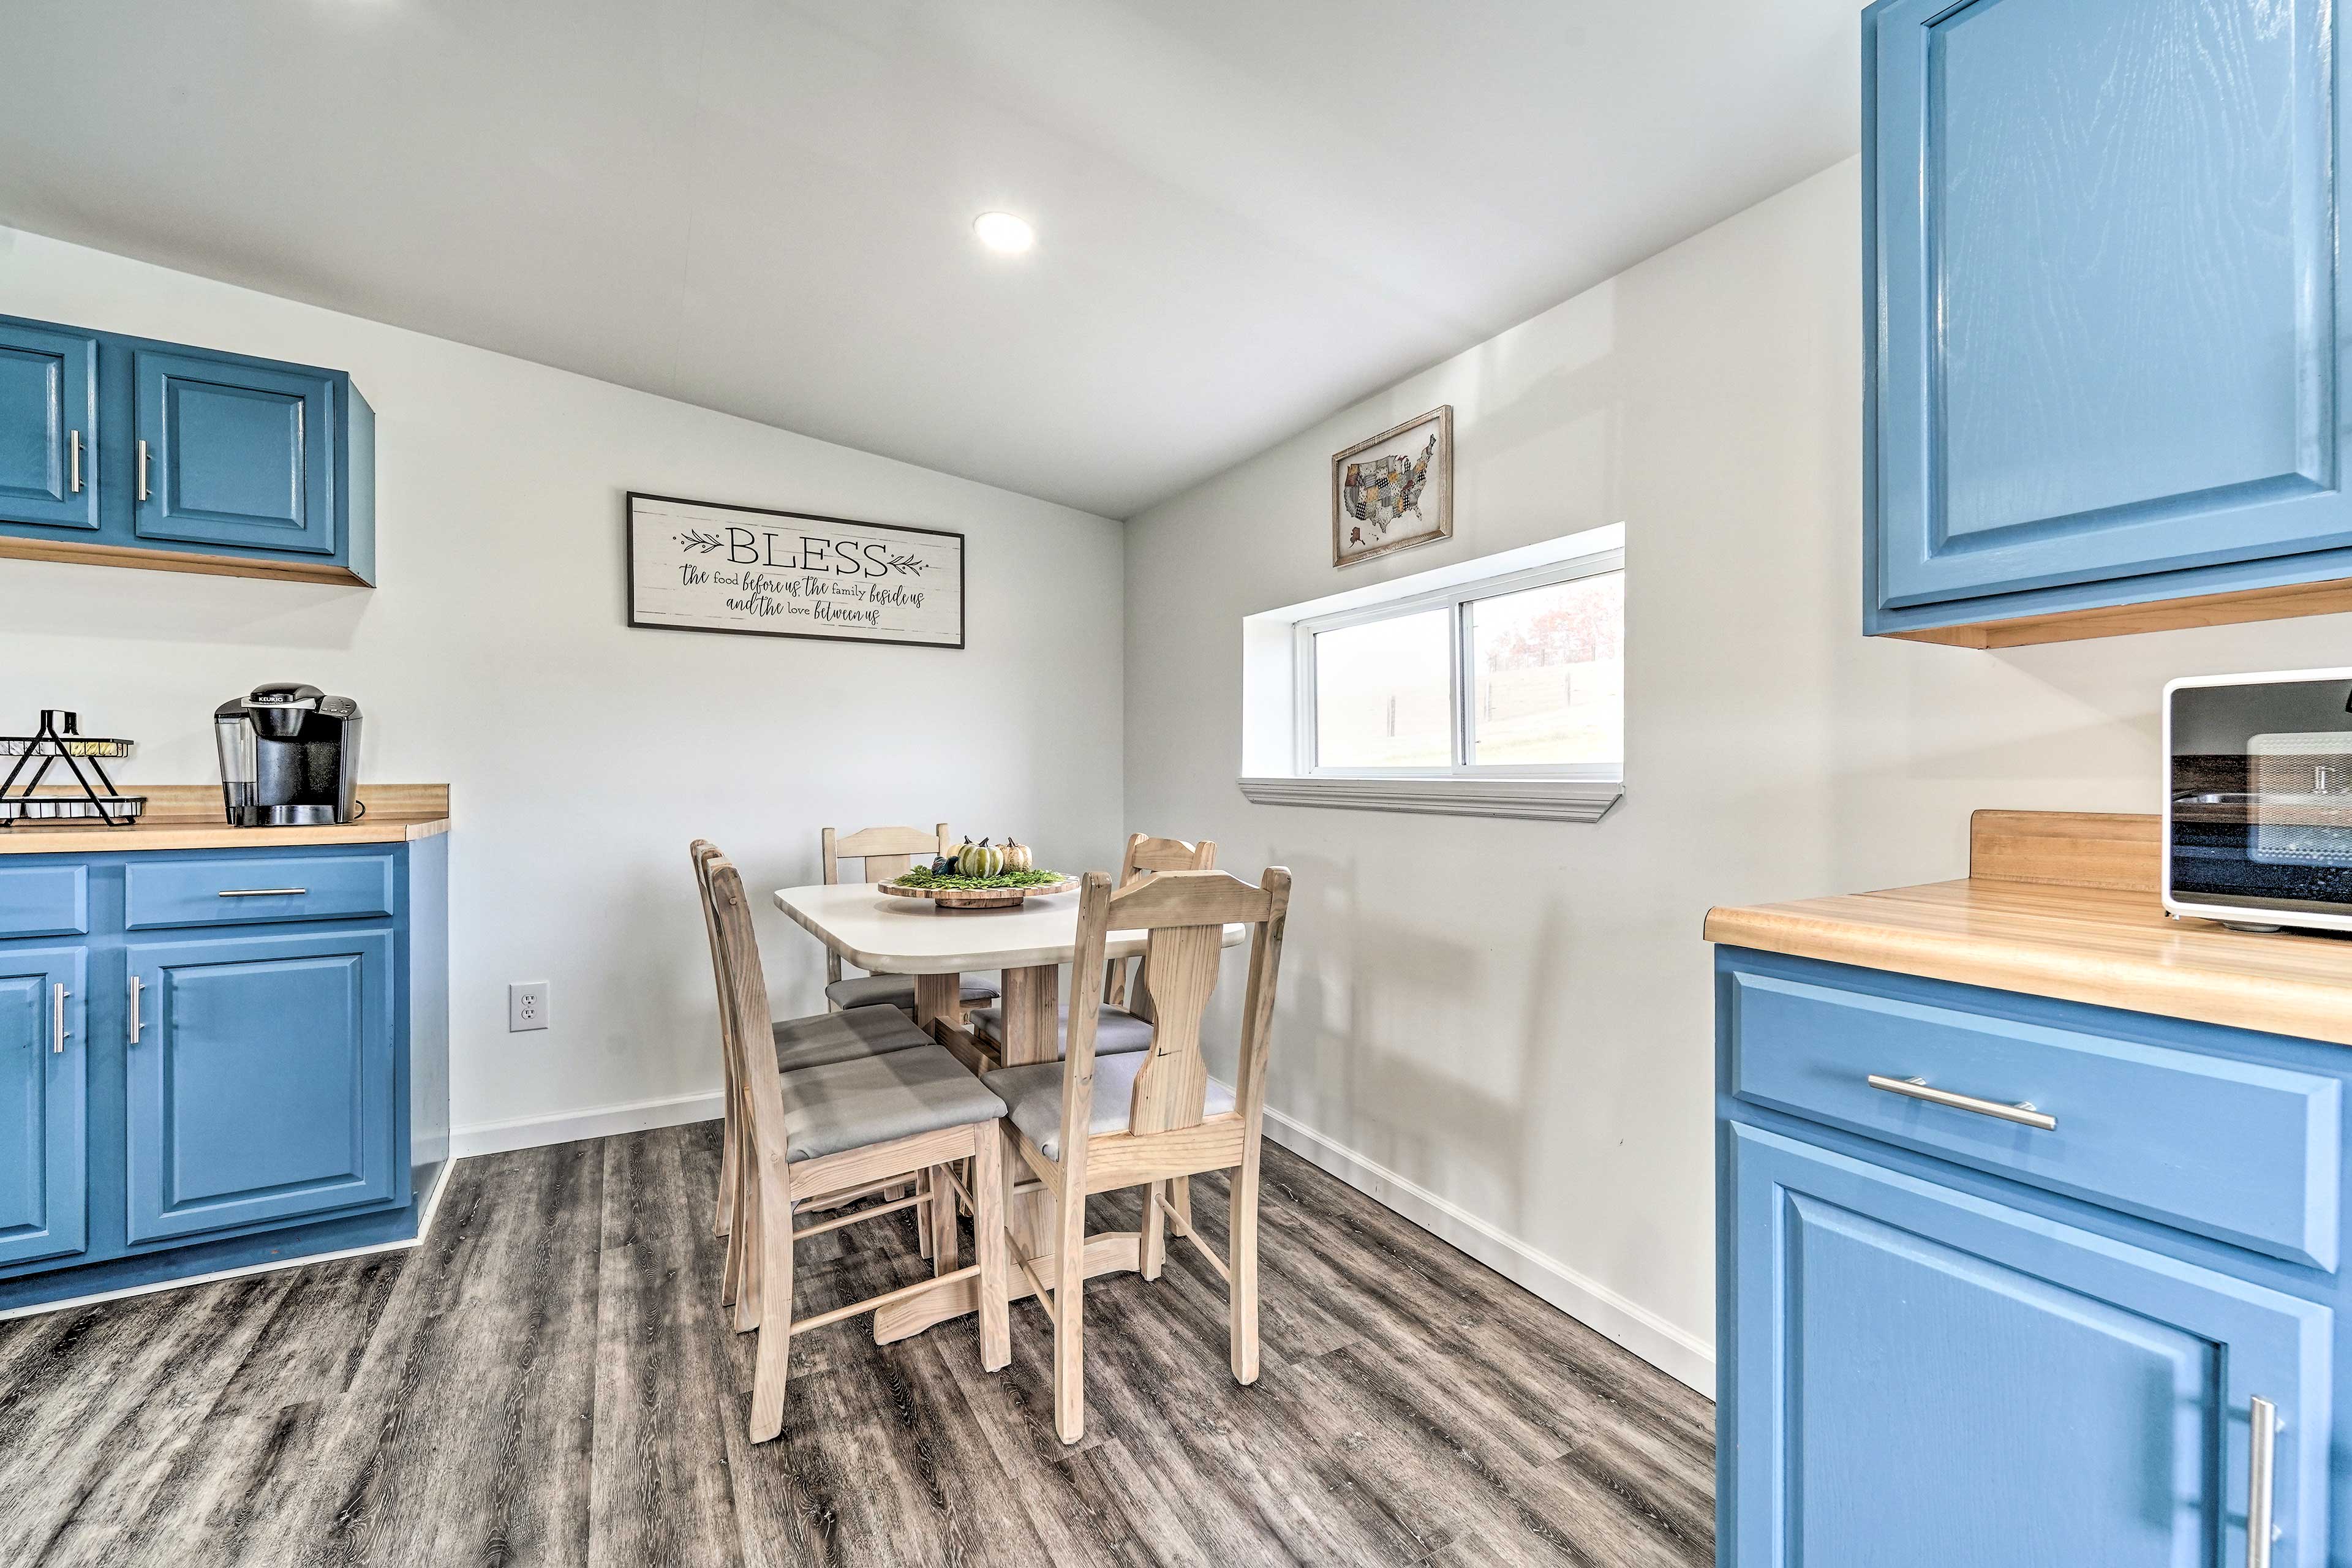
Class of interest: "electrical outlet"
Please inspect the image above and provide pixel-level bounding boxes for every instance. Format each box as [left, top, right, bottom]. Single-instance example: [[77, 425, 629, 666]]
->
[[509, 981, 550, 1032]]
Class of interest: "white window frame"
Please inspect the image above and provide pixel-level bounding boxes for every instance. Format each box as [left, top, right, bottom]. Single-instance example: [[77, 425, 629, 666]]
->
[[1292, 546, 1624, 783]]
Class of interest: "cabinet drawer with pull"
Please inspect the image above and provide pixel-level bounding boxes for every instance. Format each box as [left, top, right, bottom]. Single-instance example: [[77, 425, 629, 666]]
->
[[124, 853, 395, 930], [1727, 965, 2343, 1270]]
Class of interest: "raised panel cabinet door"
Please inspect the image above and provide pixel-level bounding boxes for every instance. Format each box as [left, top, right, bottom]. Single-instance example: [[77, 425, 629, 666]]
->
[[1867, 0, 2351, 610], [124, 930, 395, 1244], [0, 947, 88, 1268], [131, 349, 335, 555], [0, 320, 99, 531], [1724, 1124, 2332, 1568]]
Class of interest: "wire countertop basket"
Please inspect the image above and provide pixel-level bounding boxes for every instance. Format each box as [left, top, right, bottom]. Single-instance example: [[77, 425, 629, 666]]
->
[[0, 710, 146, 827]]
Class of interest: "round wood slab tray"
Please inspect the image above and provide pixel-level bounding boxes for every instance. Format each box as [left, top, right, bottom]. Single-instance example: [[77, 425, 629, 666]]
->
[[876, 876, 1079, 911]]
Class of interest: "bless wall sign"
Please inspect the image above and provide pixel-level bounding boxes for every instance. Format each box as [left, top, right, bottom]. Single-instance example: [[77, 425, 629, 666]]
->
[[627, 492, 966, 649]]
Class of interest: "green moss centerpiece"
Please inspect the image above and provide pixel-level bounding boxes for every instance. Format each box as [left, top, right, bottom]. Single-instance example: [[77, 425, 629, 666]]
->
[[877, 862, 1080, 911], [891, 866, 1068, 891]]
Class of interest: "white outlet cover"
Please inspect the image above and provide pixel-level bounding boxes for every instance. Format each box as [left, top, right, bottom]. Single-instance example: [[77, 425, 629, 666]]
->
[[509, 981, 550, 1032]]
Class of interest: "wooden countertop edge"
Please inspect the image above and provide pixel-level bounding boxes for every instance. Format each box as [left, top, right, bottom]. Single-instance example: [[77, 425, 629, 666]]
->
[[0, 816, 451, 854], [1703, 890, 2352, 1048], [0, 783, 451, 854]]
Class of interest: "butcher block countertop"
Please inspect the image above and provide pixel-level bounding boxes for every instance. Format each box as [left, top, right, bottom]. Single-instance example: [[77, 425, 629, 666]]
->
[[1704, 810, 2352, 1047], [0, 784, 450, 855]]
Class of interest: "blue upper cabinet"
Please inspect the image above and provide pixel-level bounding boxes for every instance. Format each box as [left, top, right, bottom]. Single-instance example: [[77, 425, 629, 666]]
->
[[134, 349, 336, 556], [0, 321, 100, 533], [1864, 0, 2352, 646], [0, 313, 374, 587]]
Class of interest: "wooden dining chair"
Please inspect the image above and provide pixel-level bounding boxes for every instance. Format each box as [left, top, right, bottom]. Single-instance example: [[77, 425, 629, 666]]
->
[[692, 841, 939, 1267], [821, 823, 999, 1020], [967, 831, 1217, 1065], [985, 865, 1291, 1445], [706, 854, 1012, 1442]]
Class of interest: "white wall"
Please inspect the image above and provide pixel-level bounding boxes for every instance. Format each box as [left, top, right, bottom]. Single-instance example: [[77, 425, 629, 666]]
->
[[1123, 158, 2352, 1388], [0, 225, 1126, 1149]]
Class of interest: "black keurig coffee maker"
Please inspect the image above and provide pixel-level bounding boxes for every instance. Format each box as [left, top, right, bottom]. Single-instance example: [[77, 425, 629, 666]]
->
[[214, 684, 363, 826]]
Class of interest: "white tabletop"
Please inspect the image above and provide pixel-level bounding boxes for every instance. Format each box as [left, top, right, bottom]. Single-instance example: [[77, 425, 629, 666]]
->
[[774, 882, 1247, 974]]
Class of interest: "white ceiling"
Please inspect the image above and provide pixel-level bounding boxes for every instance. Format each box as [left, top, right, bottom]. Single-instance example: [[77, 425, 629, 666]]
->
[[0, 1, 1858, 518]]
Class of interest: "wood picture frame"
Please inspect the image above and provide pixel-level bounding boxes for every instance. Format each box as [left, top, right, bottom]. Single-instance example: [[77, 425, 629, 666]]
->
[[1332, 405, 1453, 568], [626, 492, 966, 649]]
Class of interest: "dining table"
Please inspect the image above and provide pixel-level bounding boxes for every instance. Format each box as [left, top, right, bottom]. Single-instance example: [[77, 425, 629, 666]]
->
[[773, 878, 1248, 1343]]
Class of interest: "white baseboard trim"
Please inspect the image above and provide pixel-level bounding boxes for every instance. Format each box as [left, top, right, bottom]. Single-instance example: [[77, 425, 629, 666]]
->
[[1247, 1094, 1716, 1398], [0, 1157, 459, 1324], [448, 1089, 724, 1159]]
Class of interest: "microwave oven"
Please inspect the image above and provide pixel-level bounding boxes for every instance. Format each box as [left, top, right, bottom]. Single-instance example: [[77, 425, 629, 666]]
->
[[2164, 668, 2352, 933]]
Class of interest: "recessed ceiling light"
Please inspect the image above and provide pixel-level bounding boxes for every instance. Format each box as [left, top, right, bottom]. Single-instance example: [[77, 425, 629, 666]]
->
[[973, 212, 1035, 255]]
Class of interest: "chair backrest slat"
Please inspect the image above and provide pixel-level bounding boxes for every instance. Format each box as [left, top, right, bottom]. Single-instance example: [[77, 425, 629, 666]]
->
[[826, 823, 951, 880], [1125, 921, 1222, 1134], [1113, 871, 1271, 930], [1107, 832, 1216, 1012], [1121, 833, 1215, 880]]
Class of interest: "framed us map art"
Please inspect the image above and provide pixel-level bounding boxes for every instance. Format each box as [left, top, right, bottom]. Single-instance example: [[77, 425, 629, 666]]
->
[[1332, 405, 1453, 568]]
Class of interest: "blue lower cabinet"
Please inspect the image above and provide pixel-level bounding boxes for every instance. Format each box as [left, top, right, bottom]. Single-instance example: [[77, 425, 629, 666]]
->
[[1725, 1123, 2329, 1567], [0, 837, 447, 1314], [125, 928, 396, 1243], [0, 946, 87, 1268], [1717, 948, 2351, 1567]]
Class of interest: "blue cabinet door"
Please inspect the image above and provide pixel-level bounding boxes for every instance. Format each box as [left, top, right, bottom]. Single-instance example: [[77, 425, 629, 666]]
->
[[124, 929, 396, 1243], [1724, 1123, 2331, 1567], [0, 321, 99, 532], [132, 348, 335, 556], [0, 947, 87, 1268], [1866, 0, 2352, 616]]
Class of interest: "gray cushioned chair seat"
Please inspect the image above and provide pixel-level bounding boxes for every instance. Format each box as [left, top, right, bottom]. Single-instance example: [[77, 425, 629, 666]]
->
[[970, 1001, 1155, 1057], [772, 1005, 933, 1074], [990, 1050, 1236, 1161], [824, 973, 998, 1012], [777, 1044, 1008, 1165]]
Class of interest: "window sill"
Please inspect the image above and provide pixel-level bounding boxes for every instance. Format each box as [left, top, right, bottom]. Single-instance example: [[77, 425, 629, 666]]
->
[[1235, 775, 1624, 823]]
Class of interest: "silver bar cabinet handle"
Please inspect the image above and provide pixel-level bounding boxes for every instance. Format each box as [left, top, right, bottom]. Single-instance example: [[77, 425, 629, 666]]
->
[[1865, 1074, 2057, 1132], [127, 974, 142, 1044], [68, 429, 81, 494], [219, 888, 306, 898], [137, 438, 149, 501], [2248, 1395, 2278, 1568], [51, 983, 69, 1054]]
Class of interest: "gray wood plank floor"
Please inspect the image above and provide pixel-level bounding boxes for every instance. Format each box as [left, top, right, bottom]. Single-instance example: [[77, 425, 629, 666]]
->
[[0, 1126, 1713, 1567]]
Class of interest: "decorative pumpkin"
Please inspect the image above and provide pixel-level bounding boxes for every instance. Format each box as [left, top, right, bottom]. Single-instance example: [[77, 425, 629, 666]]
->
[[1001, 837, 1033, 873], [957, 838, 1007, 877]]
